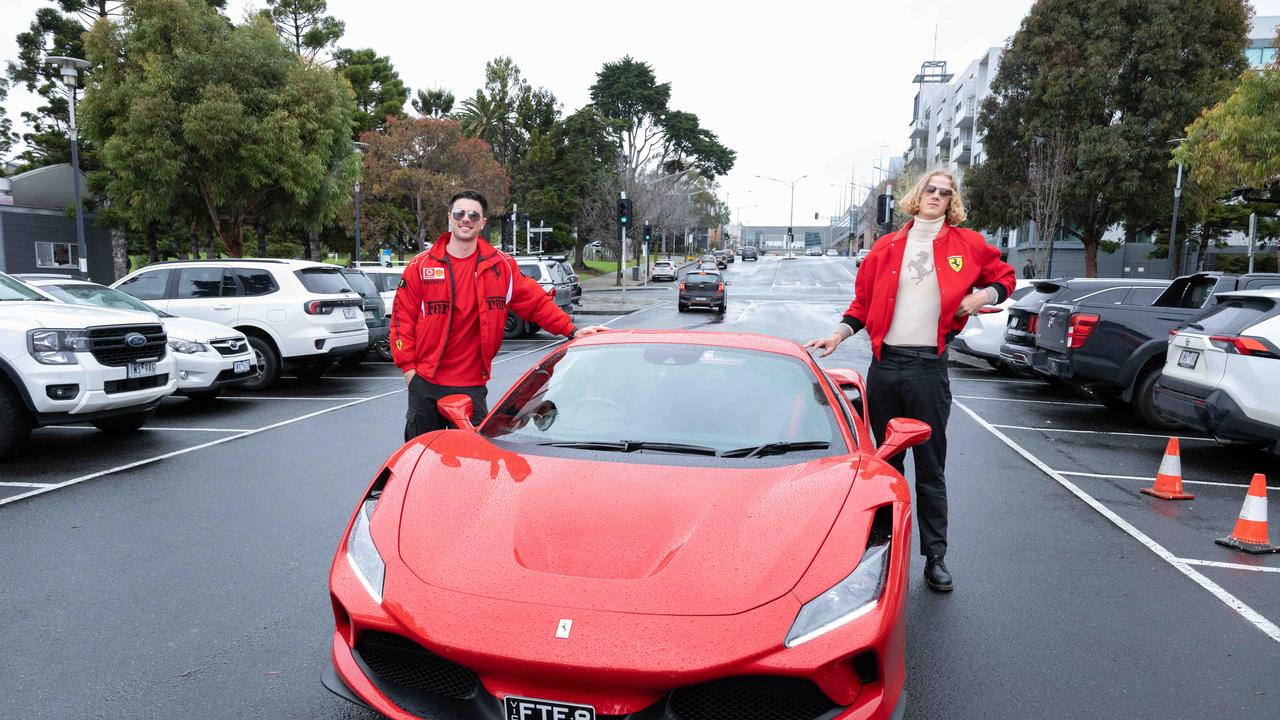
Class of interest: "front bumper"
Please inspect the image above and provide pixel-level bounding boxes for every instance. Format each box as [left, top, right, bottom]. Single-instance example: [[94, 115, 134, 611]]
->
[[173, 350, 255, 392], [1155, 376, 1280, 450], [16, 352, 178, 421]]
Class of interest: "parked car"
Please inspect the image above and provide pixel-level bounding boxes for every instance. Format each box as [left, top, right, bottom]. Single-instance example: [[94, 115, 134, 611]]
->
[[1032, 272, 1280, 428], [708, 252, 728, 270], [806, 247, 823, 256], [324, 331, 923, 720], [113, 259, 368, 389], [741, 246, 759, 261], [652, 260, 678, 281], [515, 255, 581, 305], [20, 276, 255, 401], [1155, 289, 1280, 455], [507, 258, 576, 339], [338, 268, 390, 366], [826, 249, 839, 257], [854, 249, 870, 267], [678, 270, 728, 313], [949, 280, 1035, 369], [0, 272, 178, 457]]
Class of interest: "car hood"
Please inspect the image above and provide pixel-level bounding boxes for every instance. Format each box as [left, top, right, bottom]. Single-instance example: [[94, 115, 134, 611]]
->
[[161, 315, 241, 343], [14, 301, 158, 327], [395, 432, 860, 616]]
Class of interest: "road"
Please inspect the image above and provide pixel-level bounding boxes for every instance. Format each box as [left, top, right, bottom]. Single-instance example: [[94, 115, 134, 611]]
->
[[2, 255, 1278, 719]]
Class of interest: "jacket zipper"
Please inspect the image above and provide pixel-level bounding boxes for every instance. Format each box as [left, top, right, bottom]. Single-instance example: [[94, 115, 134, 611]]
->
[[436, 254, 456, 372]]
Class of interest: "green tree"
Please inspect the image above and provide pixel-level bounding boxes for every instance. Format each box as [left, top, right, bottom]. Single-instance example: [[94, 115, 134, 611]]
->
[[412, 87, 454, 117], [261, 0, 343, 63], [964, 0, 1250, 276], [1176, 61, 1280, 199], [0, 78, 17, 163], [81, 0, 358, 258], [334, 48, 409, 136]]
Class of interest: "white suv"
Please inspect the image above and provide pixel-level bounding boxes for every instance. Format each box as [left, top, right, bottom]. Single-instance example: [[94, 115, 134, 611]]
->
[[0, 272, 178, 458], [113, 259, 368, 389], [1156, 289, 1280, 455]]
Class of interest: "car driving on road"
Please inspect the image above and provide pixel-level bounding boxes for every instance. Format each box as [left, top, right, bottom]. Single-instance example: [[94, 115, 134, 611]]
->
[[678, 270, 728, 313], [324, 331, 927, 720], [652, 260, 678, 281]]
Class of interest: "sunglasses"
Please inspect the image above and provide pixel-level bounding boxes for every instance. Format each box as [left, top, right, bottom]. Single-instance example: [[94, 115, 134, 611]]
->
[[923, 185, 954, 198], [450, 209, 484, 222]]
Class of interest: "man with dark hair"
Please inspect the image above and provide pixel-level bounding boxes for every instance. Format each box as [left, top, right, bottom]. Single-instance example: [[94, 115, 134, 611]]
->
[[1022, 257, 1036, 279], [390, 190, 606, 440]]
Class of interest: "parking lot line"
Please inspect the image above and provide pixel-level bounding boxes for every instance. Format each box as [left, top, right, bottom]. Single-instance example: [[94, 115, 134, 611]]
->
[[991, 424, 1215, 442], [0, 388, 405, 508], [218, 396, 370, 401], [1177, 558, 1280, 574], [949, 377, 1045, 385], [0, 481, 54, 488], [1058, 470, 1279, 492], [954, 394, 1102, 407], [42, 425, 253, 433], [955, 399, 1280, 644]]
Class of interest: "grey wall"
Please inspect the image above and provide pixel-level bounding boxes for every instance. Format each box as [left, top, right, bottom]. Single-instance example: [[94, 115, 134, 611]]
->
[[0, 206, 115, 282]]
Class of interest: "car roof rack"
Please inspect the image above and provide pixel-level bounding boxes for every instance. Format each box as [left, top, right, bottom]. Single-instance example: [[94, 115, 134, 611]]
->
[[141, 258, 292, 266]]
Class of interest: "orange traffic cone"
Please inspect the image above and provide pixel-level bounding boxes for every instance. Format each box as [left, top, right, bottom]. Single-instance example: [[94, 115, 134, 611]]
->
[[1141, 438, 1194, 500], [1216, 474, 1278, 554]]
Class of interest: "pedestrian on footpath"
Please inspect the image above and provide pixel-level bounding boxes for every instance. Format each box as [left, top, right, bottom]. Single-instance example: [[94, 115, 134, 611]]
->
[[1022, 257, 1036, 279], [804, 169, 1015, 593], [391, 190, 607, 441]]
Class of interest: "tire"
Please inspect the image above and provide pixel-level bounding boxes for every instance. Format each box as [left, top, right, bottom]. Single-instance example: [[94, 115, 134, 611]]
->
[[527, 323, 541, 336], [1134, 369, 1182, 431], [295, 360, 332, 382], [678, 302, 688, 313], [338, 349, 368, 368], [92, 408, 155, 434], [184, 388, 222, 403], [0, 383, 34, 459], [716, 302, 726, 314], [503, 312, 524, 339], [374, 336, 393, 362], [238, 335, 280, 391]]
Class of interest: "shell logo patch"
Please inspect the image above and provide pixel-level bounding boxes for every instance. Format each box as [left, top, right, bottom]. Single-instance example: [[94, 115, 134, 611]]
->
[[422, 267, 446, 281], [947, 256, 963, 272]]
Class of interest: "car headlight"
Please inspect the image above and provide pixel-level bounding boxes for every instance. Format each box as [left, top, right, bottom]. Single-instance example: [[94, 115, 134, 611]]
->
[[346, 497, 386, 604], [784, 540, 891, 648], [167, 338, 208, 354], [27, 329, 89, 365]]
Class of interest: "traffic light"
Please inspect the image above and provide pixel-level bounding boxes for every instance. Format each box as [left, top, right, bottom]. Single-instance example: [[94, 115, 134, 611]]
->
[[876, 194, 894, 225], [642, 223, 652, 242], [617, 198, 633, 226]]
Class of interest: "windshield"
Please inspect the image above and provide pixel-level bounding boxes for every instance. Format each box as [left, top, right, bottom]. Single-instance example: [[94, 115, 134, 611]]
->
[[341, 271, 378, 297], [0, 273, 49, 301], [482, 343, 846, 457], [295, 268, 354, 294], [40, 283, 166, 316]]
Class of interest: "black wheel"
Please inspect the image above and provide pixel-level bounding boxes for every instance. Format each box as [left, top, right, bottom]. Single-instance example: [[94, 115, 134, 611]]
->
[[338, 349, 369, 368], [375, 336, 393, 362], [678, 302, 688, 313], [1134, 369, 1181, 430], [527, 323, 541, 335], [716, 302, 726, 314], [185, 388, 222, 403], [238, 335, 280, 391], [503, 312, 524, 339], [295, 360, 332, 382], [0, 383, 34, 459], [92, 409, 155, 434]]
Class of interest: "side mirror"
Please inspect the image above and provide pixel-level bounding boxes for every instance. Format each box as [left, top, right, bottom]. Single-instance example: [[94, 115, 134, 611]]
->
[[437, 394, 477, 432], [874, 418, 932, 461]]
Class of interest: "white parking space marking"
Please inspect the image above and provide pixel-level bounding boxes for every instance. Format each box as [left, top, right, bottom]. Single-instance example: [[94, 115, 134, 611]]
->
[[1177, 558, 1280, 575], [950, 377, 1046, 385], [43, 425, 252, 433], [1058, 471, 1279, 492], [991, 425, 1216, 442], [955, 399, 1280, 645], [0, 388, 405, 507], [219, 396, 370, 401], [954, 394, 1102, 407], [0, 482, 54, 488]]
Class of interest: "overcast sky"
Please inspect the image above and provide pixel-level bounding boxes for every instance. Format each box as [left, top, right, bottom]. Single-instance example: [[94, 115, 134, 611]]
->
[[4, 0, 1280, 226]]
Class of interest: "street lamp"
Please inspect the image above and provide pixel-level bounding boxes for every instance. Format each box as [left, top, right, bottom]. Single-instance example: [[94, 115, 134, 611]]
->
[[1168, 137, 1187, 276], [47, 56, 91, 277], [757, 173, 807, 250], [352, 141, 369, 266]]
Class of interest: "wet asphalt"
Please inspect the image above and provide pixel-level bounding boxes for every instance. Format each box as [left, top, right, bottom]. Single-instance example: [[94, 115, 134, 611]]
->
[[1, 255, 1277, 719]]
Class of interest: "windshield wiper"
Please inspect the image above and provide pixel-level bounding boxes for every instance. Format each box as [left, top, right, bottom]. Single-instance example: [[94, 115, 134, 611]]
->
[[720, 441, 831, 459], [536, 440, 719, 456]]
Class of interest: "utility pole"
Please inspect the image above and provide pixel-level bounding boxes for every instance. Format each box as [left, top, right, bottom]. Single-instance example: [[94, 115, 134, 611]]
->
[[510, 203, 518, 254], [1248, 211, 1257, 274]]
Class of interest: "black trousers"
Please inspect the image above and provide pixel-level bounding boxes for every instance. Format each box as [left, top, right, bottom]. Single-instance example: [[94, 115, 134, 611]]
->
[[404, 375, 488, 442], [867, 345, 953, 559]]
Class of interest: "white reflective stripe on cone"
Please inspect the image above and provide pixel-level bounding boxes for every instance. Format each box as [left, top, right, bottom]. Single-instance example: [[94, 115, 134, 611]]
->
[[1157, 453, 1182, 478], [1240, 495, 1269, 523]]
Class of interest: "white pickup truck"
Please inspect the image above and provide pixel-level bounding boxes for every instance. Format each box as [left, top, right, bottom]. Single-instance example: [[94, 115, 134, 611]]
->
[[0, 272, 177, 458]]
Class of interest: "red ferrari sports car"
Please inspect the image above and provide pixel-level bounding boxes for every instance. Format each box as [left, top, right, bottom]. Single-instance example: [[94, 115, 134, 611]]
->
[[324, 330, 929, 720]]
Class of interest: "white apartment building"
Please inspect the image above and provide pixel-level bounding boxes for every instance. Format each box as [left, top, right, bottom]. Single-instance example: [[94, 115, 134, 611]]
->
[[904, 49, 1002, 182]]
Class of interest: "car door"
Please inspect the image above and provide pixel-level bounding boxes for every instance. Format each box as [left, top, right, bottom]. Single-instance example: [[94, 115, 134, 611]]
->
[[168, 267, 240, 324], [113, 268, 173, 313]]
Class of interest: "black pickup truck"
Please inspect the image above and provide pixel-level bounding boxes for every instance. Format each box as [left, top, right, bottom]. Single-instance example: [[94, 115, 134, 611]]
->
[[1032, 272, 1280, 428]]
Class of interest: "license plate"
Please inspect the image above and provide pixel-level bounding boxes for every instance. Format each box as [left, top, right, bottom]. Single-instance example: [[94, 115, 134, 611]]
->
[[127, 361, 156, 379], [363, 309, 374, 319], [343, 306, 357, 319], [1178, 349, 1199, 369], [234, 359, 251, 374], [504, 696, 594, 720]]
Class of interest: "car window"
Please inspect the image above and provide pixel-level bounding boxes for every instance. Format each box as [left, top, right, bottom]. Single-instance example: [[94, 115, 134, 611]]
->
[[294, 268, 354, 294], [1182, 277, 1218, 308], [0, 273, 48, 300], [1189, 297, 1278, 335], [341, 271, 378, 297], [547, 263, 567, 283], [1009, 287, 1035, 302], [1244, 279, 1280, 290], [44, 283, 160, 315], [519, 263, 541, 280], [685, 273, 722, 287], [176, 267, 235, 298], [117, 269, 171, 300], [1124, 287, 1163, 305], [1076, 287, 1128, 305], [558, 261, 576, 279], [236, 269, 278, 297], [482, 344, 847, 457]]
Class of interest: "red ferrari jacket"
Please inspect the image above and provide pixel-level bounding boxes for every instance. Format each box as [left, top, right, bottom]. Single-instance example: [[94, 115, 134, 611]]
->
[[391, 234, 576, 383], [843, 221, 1016, 359]]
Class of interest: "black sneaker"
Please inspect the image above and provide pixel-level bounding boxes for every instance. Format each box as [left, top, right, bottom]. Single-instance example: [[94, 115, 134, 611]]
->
[[924, 557, 954, 592]]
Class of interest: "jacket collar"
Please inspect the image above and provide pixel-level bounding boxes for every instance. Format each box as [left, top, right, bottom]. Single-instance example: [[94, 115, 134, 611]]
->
[[893, 219, 952, 244], [427, 232, 500, 264]]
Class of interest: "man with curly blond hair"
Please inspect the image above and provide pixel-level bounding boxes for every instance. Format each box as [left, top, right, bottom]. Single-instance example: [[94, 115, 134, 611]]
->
[[806, 169, 1014, 592]]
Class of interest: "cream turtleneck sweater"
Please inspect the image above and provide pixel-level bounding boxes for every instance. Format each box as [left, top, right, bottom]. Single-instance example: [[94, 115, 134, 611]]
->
[[883, 215, 945, 347]]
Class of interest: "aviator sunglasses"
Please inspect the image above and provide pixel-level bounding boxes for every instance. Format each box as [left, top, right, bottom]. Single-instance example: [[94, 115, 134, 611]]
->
[[923, 184, 954, 198], [451, 209, 484, 222]]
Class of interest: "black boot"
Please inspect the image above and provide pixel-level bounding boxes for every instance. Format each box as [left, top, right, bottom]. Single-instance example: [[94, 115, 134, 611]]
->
[[924, 556, 953, 592]]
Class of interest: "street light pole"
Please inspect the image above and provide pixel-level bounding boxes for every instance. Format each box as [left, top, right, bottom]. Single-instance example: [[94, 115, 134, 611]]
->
[[757, 173, 807, 252], [48, 56, 91, 277], [352, 141, 368, 266], [1168, 137, 1187, 277]]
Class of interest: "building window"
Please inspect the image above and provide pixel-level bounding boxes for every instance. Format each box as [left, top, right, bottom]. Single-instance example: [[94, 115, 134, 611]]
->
[[1246, 46, 1278, 67], [35, 241, 79, 269]]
